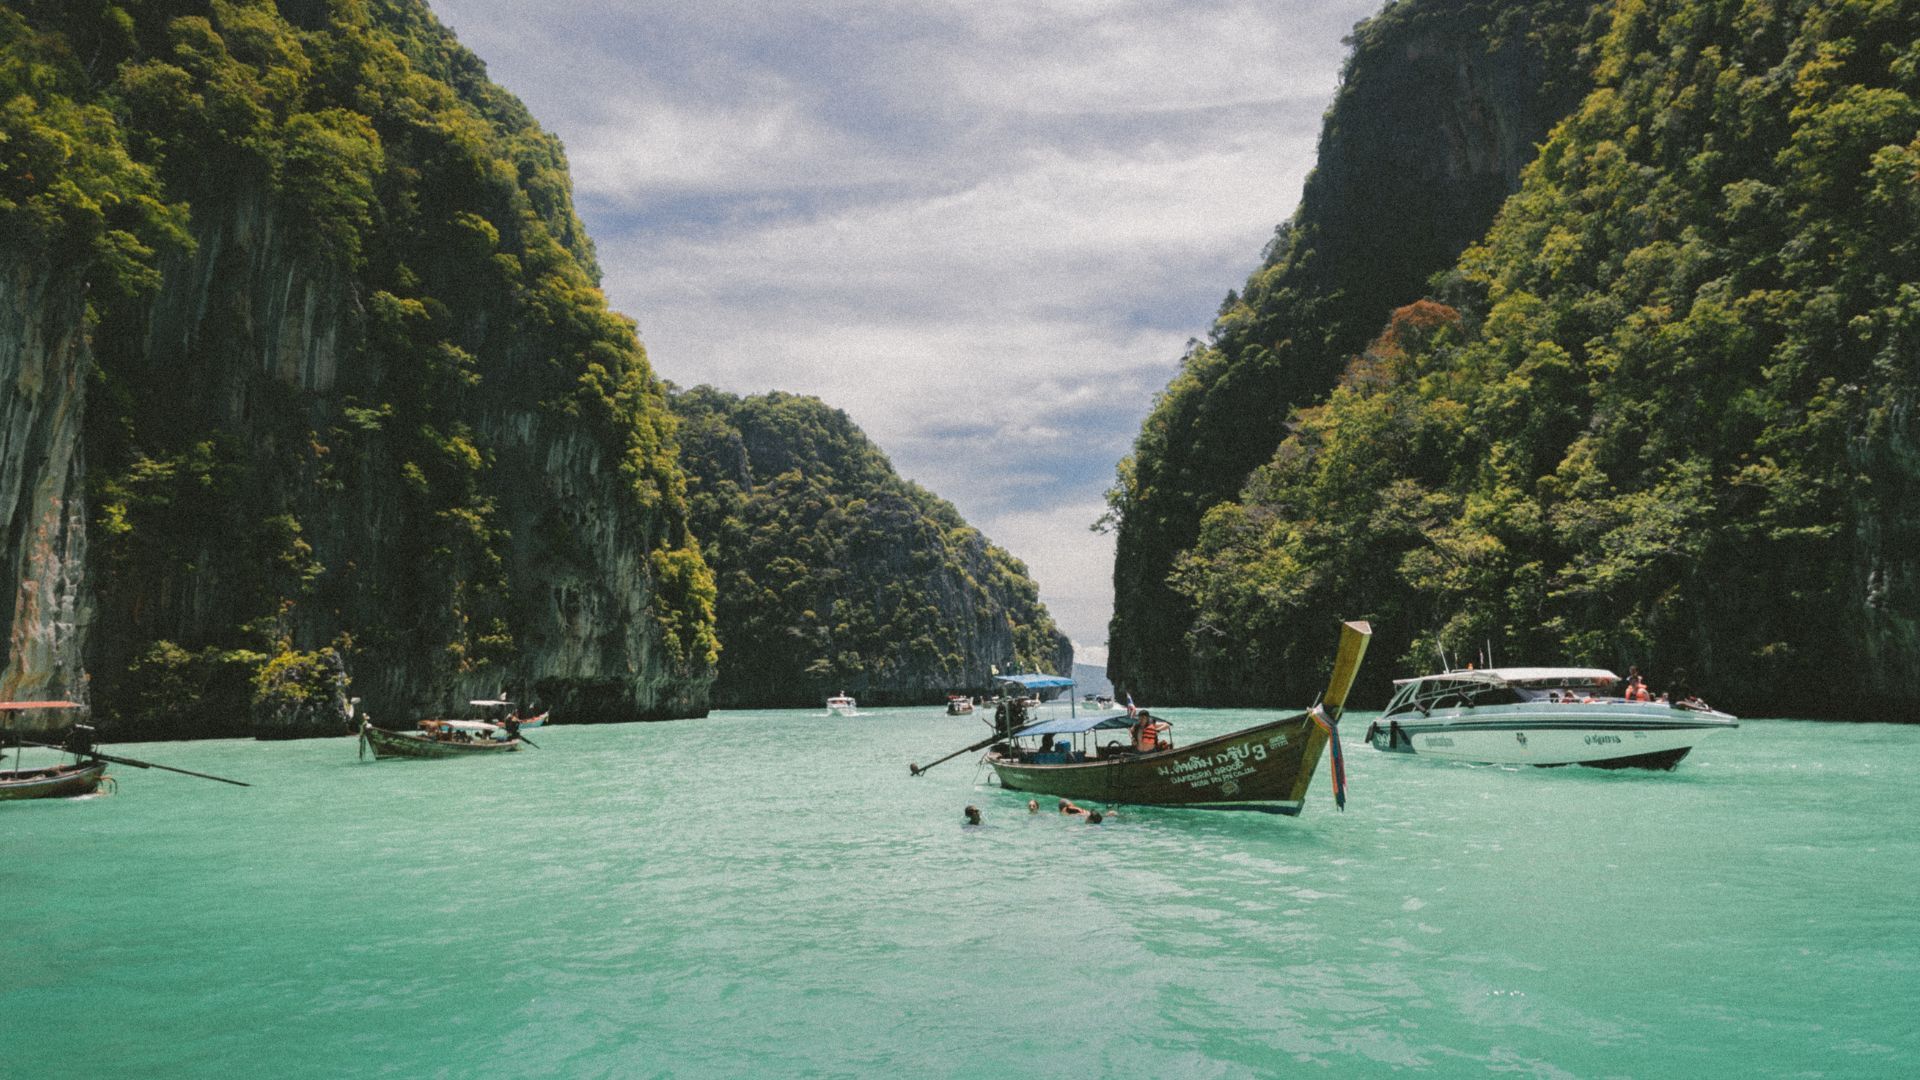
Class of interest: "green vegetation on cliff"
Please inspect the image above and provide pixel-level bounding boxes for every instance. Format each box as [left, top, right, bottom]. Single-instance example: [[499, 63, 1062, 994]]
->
[[673, 387, 1071, 708], [1162, 0, 1920, 715], [1105, 0, 1598, 701], [1, 0, 715, 733]]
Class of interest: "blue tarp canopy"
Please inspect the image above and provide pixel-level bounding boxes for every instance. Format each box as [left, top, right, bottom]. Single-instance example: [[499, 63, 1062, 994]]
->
[[994, 674, 1074, 691], [1012, 712, 1134, 737]]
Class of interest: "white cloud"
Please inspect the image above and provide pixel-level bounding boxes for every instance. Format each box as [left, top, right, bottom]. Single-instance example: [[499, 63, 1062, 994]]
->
[[428, 0, 1384, 652]]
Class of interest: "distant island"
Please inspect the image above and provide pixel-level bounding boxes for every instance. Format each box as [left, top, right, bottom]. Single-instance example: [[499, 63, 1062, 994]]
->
[[674, 387, 1070, 709]]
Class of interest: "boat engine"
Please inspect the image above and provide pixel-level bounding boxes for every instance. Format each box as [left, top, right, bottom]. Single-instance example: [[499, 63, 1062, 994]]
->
[[63, 723, 98, 758]]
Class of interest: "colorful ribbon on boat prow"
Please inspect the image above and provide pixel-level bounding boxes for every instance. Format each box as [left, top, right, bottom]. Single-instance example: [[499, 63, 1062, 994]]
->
[[1310, 704, 1347, 811]]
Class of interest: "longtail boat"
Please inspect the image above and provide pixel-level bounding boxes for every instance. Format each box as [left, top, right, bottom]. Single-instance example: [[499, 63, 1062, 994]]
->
[[912, 621, 1372, 815], [3, 702, 111, 800], [3, 702, 248, 798], [358, 718, 525, 760], [1, 758, 112, 800]]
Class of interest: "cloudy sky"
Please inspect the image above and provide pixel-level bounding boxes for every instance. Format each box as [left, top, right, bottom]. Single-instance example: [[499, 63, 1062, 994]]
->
[[430, 0, 1384, 667]]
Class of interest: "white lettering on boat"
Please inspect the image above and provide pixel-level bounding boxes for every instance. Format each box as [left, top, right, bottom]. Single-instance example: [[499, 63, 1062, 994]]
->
[[1153, 741, 1270, 790]]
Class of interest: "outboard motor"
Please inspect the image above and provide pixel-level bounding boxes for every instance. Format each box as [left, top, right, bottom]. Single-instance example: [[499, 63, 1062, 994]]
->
[[63, 723, 99, 759], [995, 697, 1029, 740]]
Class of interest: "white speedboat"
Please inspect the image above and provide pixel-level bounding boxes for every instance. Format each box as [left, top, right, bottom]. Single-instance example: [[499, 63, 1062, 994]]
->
[[1363, 667, 1737, 770], [826, 693, 857, 716], [945, 695, 973, 716]]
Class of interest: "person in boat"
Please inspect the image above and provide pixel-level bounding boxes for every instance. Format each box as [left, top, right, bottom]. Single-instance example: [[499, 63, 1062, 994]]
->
[[1621, 666, 1649, 700], [964, 805, 982, 826], [1131, 710, 1171, 752], [1665, 668, 1707, 709]]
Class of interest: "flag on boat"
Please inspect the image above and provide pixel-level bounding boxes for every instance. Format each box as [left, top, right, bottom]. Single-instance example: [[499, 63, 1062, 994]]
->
[[1310, 705, 1347, 811]]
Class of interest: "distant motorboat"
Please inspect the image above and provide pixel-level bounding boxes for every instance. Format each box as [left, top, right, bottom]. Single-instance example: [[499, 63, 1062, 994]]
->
[[945, 695, 974, 716], [827, 693, 857, 716], [1363, 667, 1738, 769]]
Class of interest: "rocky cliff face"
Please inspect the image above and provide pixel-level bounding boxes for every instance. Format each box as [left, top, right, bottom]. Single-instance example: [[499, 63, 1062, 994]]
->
[[1856, 389, 1920, 713], [0, 254, 92, 708], [674, 388, 1072, 708], [0, 1, 716, 738], [1107, 0, 1595, 702]]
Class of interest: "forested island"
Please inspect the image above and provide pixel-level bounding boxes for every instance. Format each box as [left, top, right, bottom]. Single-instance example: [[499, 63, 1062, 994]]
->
[[1106, 0, 1919, 719], [0, 0, 1066, 737], [674, 387, 1070, 708]]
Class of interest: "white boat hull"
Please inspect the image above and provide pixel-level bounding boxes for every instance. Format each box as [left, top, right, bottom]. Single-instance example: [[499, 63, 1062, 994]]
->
[[1366, 704, 1737, 769]]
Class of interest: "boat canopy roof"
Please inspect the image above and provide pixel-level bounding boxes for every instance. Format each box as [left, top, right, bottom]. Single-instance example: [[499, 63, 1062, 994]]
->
[[428, 719, 503, 732], [468, 699, 514, 707], [0, 701, 82, 710], [995, 674, 1074, 691], [1013, 712, 1133, 737], [1391, 667, 1619, 687]]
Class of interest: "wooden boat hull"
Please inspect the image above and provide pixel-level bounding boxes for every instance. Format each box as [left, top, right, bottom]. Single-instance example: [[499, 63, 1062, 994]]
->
[[0, 761, 109, 800], [360, 723, 521, 760], [986, 712, 1332, 814]]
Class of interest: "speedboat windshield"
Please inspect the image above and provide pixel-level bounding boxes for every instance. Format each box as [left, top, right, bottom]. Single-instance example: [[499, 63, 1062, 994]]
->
[[1383, 668, 1619, 716]]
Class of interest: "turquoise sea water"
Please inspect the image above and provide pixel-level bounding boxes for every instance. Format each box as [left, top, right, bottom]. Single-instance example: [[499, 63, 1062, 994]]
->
[[4, 708, 1916, 1078]]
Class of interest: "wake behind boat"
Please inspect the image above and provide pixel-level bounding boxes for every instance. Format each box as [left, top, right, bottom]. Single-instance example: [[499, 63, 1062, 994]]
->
[[912, 621, 1372, 815], [1363, 667, 1738, 769]]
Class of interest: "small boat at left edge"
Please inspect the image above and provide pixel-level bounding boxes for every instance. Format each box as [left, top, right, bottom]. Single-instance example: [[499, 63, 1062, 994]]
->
[[4, 701, 251, 798]]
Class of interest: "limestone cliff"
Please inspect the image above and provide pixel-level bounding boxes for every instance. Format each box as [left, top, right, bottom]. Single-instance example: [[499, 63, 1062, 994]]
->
[[0, 1, 716, 737], [1106, 0, 1596, 702]]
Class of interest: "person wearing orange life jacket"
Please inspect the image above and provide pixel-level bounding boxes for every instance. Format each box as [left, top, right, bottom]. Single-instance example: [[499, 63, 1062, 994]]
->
[[1621, 665, 1652, 702], [1132, 710, 1171, 752]]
